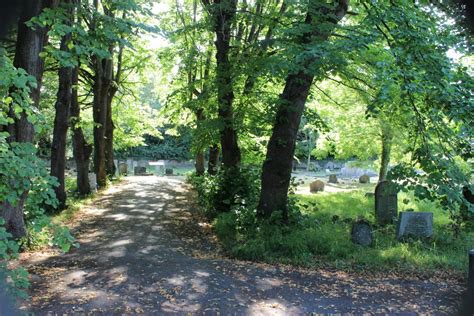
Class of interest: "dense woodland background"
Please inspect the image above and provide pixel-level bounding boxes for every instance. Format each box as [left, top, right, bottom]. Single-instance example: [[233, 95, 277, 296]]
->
[[0, 0, 473, 299]]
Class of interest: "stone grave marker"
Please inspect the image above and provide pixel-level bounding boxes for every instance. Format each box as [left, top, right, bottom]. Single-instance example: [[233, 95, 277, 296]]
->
[[134, 166, 147, 175], [328, 174, 338, 184], [118, 163, 128, 175], [351, 220, 373, 247], [165, 168, 173, 175], [396, 212, 433, 240], [375, 181, 398, 226], [309, 180, 324, 193], [359, 174, 370, 183]]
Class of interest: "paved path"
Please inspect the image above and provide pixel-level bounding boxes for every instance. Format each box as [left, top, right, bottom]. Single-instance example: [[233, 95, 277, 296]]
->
[[22, 176, 465, 314]]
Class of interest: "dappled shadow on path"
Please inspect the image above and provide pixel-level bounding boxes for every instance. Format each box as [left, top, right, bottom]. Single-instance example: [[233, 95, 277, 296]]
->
[[21, 176, 463, 314]]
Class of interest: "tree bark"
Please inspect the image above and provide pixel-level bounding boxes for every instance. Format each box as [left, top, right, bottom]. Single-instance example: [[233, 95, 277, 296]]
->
[[257, 0, 349, 219], [1, 0, 57, 239], [213, 0, 241, 169], [92, 58, 108, 188], [50, 13, 73, 211], [378, 122, 393, 182], [104, 90, 116, 177], [195, 109, 206, 175], [208, 144, 220, 175], [71, 67, 92, 196]]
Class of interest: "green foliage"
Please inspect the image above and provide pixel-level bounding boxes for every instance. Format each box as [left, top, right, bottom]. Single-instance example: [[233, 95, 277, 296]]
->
[[0, 50, 77, 297], [188, 165, 261, 219], [0, 219, 29, 299], [209, 189, 472, 273]]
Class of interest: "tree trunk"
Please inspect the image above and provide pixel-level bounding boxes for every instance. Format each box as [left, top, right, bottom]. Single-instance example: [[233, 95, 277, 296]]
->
[[1, 0, 57, 239], [195, 152, 205, 175], [213, 0, 241, 169], [257, 1, 349, 220], [50, 23, 73, 211], [208, 144, 220, 175], [378, 122, 393, 182], [71, 67, 92, 196], [92, 59, 107, 188], [105, 91, 116, 177], [195, 108, 206, 175], [306, 131, 313, 172]]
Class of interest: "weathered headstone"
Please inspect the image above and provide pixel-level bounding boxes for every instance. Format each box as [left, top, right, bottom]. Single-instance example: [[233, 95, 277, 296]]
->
[[328, 174, 338, 184], [134, 166, 147, 175], [396, 212, 433, 240], [359, 174, 370, 183], [165, 168, 173, 175], [351, 220, 373, 247], [365, 192, 375, 198], [88, 173, 97, 193], [309, 180, 324, 193], [118, 163, 128, 175], [375, 181, 398, 226]]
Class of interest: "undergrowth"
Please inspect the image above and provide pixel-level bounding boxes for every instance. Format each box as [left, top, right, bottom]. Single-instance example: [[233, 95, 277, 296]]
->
[[189, 171, 473, 275]]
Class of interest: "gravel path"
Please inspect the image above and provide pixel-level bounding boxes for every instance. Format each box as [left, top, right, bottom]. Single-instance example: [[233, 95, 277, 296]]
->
[[21, 176, 466, 315]]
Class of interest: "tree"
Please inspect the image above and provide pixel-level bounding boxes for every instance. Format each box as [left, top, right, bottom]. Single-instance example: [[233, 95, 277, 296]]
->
[[1, 0, 58, 238], [258, 0, 349, 219], [49, 0, 74, 210]]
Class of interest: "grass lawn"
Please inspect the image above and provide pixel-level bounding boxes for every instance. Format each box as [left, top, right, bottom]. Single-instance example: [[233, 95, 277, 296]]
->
[[293, 190, 473, 275]]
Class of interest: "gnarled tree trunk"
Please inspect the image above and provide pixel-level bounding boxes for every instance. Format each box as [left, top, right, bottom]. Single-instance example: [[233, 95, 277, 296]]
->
[[1, 0, 57, 239], [50, 17, 73, 211], [258, 0, 349, 220], [71, 67, 92, 196]]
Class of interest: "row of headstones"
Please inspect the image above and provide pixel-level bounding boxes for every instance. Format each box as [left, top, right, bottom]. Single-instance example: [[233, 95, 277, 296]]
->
[[117, 163, 174, 176], [309, 174, 371, 192], [351, 181, 433, 247]]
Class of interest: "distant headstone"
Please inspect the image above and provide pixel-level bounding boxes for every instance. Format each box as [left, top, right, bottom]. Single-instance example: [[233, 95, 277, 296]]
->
[[328, 174, 338, 184], [365, 192, 375, 198], [396, 212, 433, 240], [137, 160, 148, 168], [375, 181, 398, 226], [165, 168, 173, 175], [359, 174, 370, 183], [88, 173, 97, 193], [309, 180, 324, 193], [351, 220, 373, 247], [134, 166, 147, 175], [118, 163, 128, 175]]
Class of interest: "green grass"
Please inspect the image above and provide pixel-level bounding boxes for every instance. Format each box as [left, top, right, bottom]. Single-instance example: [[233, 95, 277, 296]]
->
[[292, 191, 473, 274], [213, 189, 473, 275]]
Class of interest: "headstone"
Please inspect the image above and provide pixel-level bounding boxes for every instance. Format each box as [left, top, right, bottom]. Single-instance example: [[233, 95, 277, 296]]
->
[[396, 212, 433, 240], [365, 192, 375, 198], [359, 174, 370, 183], [88, 173, 97, 193], [118, 163, 128, 175], [137, 160, 149, 168], [134, 166, 147, 175], [375, 181, 398, 226], [328, 174, 338, 184], [351, 220, 373, 247], [309, 180, 324, 193], [165, 168, 173, 175]]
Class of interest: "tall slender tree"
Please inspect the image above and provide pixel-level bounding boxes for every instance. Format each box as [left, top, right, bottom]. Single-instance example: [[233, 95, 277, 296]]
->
[[258, 0, 349, 219], [50, 0, 74, 210]]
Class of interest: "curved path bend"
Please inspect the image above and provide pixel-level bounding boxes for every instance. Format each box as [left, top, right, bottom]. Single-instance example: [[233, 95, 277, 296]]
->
[[22, 176, 464, 315]]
